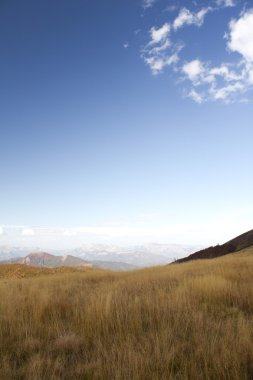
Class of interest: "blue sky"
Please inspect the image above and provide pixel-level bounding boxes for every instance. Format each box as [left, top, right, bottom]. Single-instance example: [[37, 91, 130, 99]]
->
[[0, 0, 253, 248]]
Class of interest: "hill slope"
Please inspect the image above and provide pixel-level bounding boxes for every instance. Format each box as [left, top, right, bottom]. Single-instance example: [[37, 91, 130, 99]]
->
[[176, 229, 253, 263]]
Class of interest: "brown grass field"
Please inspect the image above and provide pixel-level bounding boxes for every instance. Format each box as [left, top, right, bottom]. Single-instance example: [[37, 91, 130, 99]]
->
[[0, 248, 253, 379]]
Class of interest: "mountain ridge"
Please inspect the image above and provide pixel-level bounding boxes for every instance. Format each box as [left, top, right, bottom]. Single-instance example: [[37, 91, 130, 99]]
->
[[0, 252, 92, 268]]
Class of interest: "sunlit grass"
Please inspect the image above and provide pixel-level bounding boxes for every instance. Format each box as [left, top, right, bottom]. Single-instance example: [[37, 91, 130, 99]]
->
[[0, 249, 253, 379]]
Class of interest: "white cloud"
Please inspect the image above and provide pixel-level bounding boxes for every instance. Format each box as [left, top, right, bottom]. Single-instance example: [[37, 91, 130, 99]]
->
[[165, 5, 177, 13], [0, 226, 3, 236], [150, 39, 171, 54], [1, 220, 253, 248], [228, 10, 253, 62], [173, 7, 211, 30], [142, 22, 182, 75], [188, 89, 204, 104], [123, 42, 129, 49], [143, 0, 157, 9], [181, 59, 252, 103], [248, 66, 253, 84], [209, 65, 242, 81], [182, 60, 205, 82], [141, 4, 253, 103], [63, 229, 77, 237], [150, 23, 170, 44], [145, 53, 179, 74], [180, 9, 253, 103], [142, 6, 211, 76], [210, 81, 245, 100], [142, 6, 211, 77], [216, 0, 236, 7], [21, 228, 35, 237]]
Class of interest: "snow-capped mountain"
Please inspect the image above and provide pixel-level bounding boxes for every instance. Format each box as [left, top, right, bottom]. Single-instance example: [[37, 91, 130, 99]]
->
[[54, 243, 203, 267]]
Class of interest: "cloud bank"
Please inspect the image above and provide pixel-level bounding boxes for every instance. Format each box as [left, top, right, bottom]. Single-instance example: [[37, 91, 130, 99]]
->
[[21, 228, 35, 237], [1, 213, 252, 249]]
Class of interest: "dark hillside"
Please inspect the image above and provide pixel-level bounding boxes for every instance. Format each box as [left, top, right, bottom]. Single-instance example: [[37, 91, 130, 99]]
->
[[176, 229, 253, 263]]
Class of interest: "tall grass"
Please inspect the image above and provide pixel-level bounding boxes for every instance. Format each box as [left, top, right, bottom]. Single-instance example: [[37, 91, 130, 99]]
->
[[0, 251, 253, 379]]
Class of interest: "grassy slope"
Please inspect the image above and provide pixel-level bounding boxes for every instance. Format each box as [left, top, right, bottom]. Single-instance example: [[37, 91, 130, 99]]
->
[[0, 250, 253, 379]]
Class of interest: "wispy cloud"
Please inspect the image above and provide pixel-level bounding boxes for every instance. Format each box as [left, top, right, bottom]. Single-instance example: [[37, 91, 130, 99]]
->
[[1, 219, 252, 248], [21, 228, 35, 237], [182, 9, 253, 103], [165, 5, 178, 13], [216, 0, 236, 8], [141, 6, 211, 76], [182, 59, 250, 103], [173, 7, 211, 30], [141, 2, 253, 103], [142, 22, 182, 74], [143, 0, 157, 10], [150, 23, 170, 44], [187, 89, 204, 104], [182, 60, 205, 82]]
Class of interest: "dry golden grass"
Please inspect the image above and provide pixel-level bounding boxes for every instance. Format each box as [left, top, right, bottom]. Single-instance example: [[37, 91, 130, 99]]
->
[[1, 250, 253, 379], [0, 264, 92, 279]]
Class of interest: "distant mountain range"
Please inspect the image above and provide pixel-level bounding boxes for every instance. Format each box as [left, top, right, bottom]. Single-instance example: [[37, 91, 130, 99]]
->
[[176, 229, 253, 263], [55, 243, 203, 267], [1, 230, 253, 269], [0, 243, 202, 270]]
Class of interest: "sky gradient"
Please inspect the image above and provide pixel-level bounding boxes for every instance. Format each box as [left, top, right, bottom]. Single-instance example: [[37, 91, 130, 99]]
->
[[0, 0, 252, 248]]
